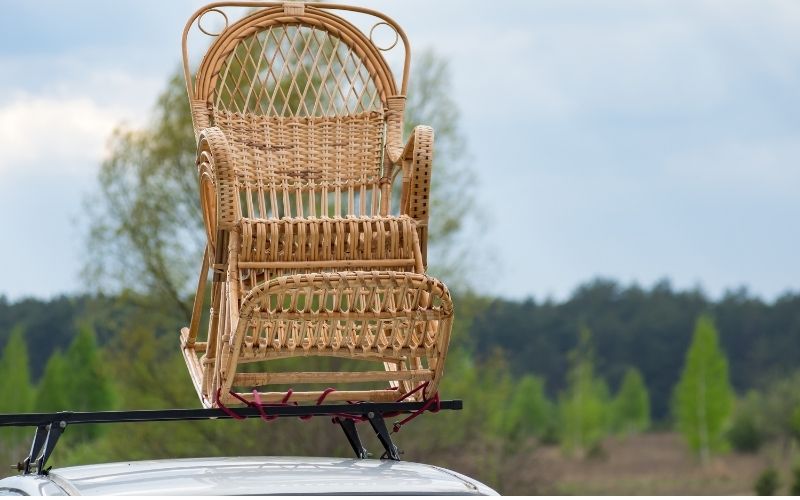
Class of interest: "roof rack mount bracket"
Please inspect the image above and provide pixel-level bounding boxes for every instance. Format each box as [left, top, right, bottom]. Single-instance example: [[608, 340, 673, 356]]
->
[[367, 411, 400, 461], [17, 420, 67, 475], [336, 417, 369, 459]]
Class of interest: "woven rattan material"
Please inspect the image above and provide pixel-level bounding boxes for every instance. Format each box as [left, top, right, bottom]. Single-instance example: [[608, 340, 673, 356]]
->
[[237, 216, 417, 268], [215, 109, 384, 193], [180, 2, 450, 408], [233, 271, 451, 360], [212, 24, 383, 117]]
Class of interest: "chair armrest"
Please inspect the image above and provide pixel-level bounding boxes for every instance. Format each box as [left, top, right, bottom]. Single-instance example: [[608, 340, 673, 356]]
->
[[196, 127, 240, 276], [398, 125, 434, 267]]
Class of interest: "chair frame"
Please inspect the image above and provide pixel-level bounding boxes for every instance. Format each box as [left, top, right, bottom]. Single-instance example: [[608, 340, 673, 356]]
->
[[178, 2, 452, 408]]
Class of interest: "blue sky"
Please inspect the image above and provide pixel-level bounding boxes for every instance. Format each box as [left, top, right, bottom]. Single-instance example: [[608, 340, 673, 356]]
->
[[1, 0, 798, 302]]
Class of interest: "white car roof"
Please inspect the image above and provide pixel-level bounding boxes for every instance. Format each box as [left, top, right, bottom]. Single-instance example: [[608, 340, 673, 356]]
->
[[37, 456, 497, 495]]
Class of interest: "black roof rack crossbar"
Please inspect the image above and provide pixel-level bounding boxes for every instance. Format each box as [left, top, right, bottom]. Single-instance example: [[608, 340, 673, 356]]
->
[[0, 400, 462, 474]]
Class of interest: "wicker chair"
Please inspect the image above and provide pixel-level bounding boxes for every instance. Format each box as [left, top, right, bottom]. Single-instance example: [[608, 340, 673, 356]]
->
[[179, 2, 453, 408]]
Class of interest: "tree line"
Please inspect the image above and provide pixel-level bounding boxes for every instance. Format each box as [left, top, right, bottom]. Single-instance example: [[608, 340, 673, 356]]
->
[[2, 283, 798, 479], [467, 279, 800, 420]]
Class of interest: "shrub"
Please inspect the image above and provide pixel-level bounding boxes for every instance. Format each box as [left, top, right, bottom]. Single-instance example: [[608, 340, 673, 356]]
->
[[789, 466, 800, 496], [754, 467, 780, 496], [728, 411, 764, 453]]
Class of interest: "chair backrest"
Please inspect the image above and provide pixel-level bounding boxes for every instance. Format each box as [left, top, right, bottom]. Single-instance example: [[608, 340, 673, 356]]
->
[[183, 2, 411, 219]]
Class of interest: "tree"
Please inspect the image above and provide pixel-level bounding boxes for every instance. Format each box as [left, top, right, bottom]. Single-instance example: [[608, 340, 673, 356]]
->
[[63, 327, 114, 412], [558, 328, 611, 456], [502, 374, 555, 442], [34, 351, 71, 412], [673, 315, 734, 463], [612, 367, 651, 434], [57, 327, 115, 442], [0, 327, 35, 452], [84, 49, 479, 322], [83, 73, 200, 321]]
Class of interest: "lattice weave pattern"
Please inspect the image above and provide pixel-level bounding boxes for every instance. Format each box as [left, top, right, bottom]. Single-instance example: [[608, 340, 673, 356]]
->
[[213, 24, 383, 117]]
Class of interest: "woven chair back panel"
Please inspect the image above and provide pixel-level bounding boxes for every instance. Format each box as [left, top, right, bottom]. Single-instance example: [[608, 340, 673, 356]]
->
[[236, 216, 418, 295], [215, 110, 385, 214], [212, 24, 384, 118]]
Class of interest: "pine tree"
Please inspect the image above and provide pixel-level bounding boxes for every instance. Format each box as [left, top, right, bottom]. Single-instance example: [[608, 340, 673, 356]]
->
[[502, 375, 554, 442], [673, 315, 734, 463], [612, 367, 651, 434], [61, 327, 114, 441], [64, 327, 113, 411], [0, 326, 35, 451], [558, 328, 611, 456], [35, 351, 71, 412]]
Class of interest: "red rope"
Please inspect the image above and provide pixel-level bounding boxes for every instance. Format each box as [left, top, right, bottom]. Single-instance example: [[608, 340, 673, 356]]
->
[[396, 381, 429, 402], [215, 384, 440, 431], [251, 390, 276, 421], [214, 388, 245, 420], [391, 382, 441, 433]]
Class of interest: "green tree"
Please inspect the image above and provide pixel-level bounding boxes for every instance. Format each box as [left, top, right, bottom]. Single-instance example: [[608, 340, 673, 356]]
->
[[63, 327, 113, 412], [0, 327, 35, 452], [673, 315, 734, 463], [558, 328, 611, 456], [84, 73, 200, 321], [59, 327, 114, 442], [502, 374, 555, 442], [34, 351, 71, 412], [612, 367, 651, 434]]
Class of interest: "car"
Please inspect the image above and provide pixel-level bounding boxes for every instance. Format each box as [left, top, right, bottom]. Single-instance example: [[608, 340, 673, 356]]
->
[[0, 456, 498, 496]]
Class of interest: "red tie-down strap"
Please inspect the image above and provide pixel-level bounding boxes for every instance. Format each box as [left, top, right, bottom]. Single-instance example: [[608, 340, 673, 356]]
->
[[391, 381, 441, 433], [215, 383, 440, 430], [215, 387, 364, 422]]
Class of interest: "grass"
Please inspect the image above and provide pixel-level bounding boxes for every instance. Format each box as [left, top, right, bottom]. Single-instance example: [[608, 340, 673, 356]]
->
[[416, 432, 798, 495]]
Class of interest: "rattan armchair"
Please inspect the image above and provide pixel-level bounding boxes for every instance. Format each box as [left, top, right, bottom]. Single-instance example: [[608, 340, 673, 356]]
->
[[178, 2, 453, 408]]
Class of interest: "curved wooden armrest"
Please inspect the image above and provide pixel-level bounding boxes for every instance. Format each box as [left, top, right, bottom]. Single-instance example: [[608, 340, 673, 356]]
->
[[397, 125, 434, 266], [196, 127, 241, 284], [197, 127, 240, 231]]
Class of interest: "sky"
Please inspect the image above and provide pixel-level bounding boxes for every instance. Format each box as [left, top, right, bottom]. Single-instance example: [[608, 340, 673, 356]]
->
[[0, 0, 798, 302]]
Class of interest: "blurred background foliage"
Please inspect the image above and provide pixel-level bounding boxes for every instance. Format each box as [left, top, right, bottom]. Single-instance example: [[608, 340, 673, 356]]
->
[[1, 49, 799, 494]]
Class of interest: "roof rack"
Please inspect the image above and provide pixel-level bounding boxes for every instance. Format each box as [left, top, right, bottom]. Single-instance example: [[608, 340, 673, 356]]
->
[[0, 400, 462, 475]]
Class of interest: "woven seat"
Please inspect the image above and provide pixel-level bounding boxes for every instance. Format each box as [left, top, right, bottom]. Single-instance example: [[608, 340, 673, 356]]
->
[[179, 2, 452, 408]]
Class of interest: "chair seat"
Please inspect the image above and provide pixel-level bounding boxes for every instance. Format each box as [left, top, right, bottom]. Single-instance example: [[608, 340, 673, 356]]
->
[[184, 270, 453, 407]]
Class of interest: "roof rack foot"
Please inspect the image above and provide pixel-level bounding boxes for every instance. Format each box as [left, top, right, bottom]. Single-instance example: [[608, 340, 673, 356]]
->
[[20, 424, 48, 474], [35, 421, 66, 475], [335, 417, 369, 459], [366, 412, 400, 461]]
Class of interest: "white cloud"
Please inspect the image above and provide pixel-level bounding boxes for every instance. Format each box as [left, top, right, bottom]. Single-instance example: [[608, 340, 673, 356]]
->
[[0, 94, 124, 176]]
